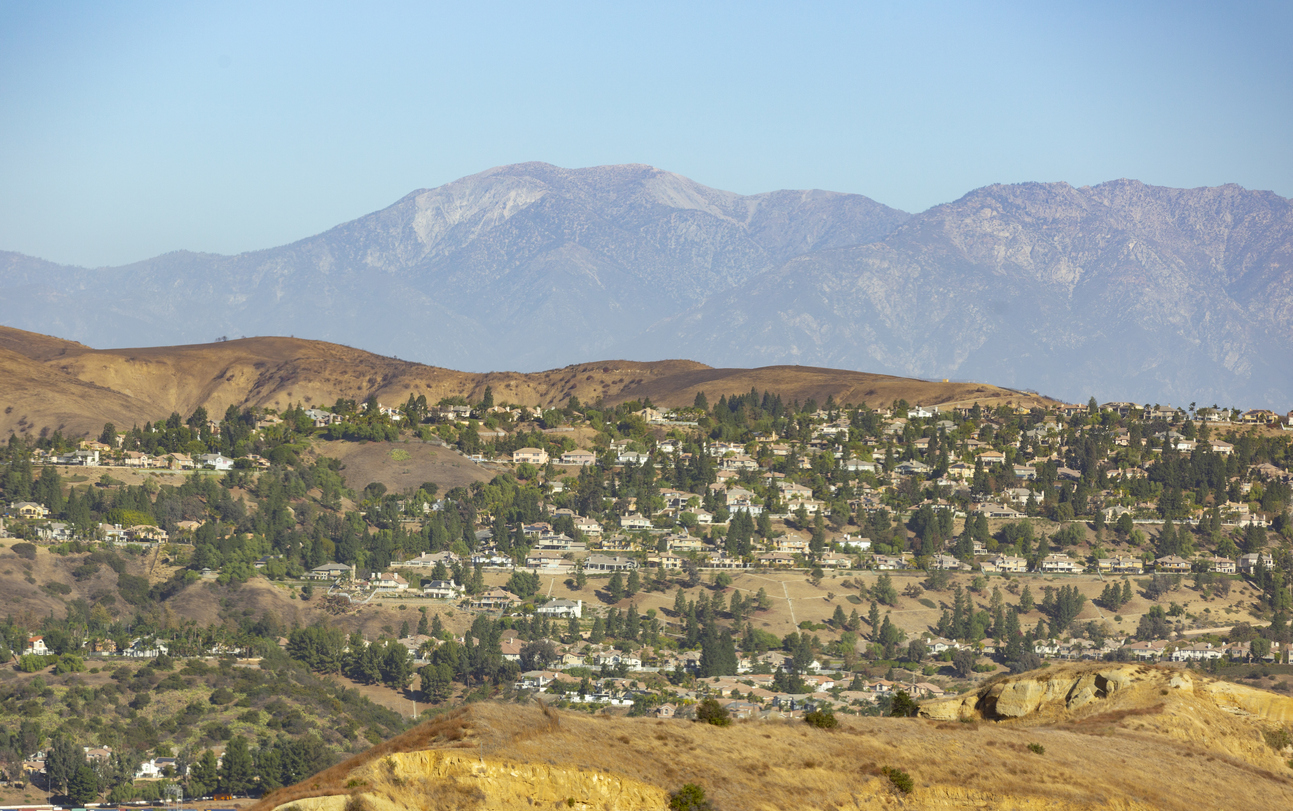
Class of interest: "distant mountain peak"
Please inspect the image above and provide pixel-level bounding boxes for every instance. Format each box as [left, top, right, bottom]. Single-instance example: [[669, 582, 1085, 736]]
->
[[0, 165, 1287, 407]]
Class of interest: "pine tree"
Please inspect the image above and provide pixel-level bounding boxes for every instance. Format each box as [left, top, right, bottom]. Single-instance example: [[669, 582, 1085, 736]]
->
[[217, 736, 254, 795], [832, 604, 848, 627], [624, 603, 640, 641], [1019, 585, 1035, 613], [1003, 609, 1022, 662]]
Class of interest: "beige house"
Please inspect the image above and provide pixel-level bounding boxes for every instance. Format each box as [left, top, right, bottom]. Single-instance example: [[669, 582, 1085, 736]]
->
[[559, 449, 596, 466], [513, 447, 550, 465]]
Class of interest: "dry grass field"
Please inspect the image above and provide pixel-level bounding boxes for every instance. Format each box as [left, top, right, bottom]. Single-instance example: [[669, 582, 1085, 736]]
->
[[0, 325, 1051, 438], [252, 666, 1293, 811], [313, 439, 497, 495]]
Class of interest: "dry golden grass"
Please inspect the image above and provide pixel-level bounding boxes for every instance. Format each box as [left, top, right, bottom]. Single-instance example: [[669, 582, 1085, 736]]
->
[[311, 440, 494, 495], [0, 325, 1050, 438], [252, 676, 1293, 811]]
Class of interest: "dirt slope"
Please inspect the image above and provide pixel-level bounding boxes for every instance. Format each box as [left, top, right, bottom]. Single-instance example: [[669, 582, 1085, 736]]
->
[[255, 666, 1293, 811], [0, 325, 1051, 437], [315, 440, 496, 494]]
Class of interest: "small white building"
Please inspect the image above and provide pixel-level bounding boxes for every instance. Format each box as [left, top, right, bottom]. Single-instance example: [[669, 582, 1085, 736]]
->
[[537, 598, 583, 619]]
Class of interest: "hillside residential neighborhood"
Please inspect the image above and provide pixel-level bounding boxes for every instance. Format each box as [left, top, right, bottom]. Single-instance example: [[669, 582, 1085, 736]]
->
[[1, 390, 1291, 733]]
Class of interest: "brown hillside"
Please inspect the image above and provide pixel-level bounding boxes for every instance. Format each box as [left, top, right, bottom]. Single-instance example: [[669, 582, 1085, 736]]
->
[[0, 345, 160, 439], [0, 326, 1051, 437], [254, 664, 1293, 811]]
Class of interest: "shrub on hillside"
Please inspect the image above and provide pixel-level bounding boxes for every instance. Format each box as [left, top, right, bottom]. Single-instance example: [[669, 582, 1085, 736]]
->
[[803, 709, 838, 729], [881, 766, 914, 794], [889, 690, 919, 717], [669, 783, 714, 811], [695, 698, 731, 727]]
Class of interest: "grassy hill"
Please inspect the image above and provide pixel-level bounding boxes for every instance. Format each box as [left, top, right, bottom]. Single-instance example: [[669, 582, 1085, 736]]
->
[[251, 663, 1293, 811], [0, 326, 1051, 438]]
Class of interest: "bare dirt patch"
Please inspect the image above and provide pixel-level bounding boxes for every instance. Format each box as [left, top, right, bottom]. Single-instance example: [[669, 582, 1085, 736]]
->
[[312, 439, 496, 495]]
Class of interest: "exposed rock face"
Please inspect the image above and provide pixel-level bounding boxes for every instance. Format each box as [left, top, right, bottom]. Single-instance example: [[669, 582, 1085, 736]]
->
[[258, 696, 1293, 811], [920, 663, 1293, 725], [274, 750, 667, 811]]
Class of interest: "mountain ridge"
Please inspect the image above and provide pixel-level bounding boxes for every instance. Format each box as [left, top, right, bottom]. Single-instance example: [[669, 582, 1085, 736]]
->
[[1, 164, 1289, 407]]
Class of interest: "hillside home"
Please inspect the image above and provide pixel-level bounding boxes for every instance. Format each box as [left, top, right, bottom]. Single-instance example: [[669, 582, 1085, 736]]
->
[[9, 502, 49, 520], [930, 554, 969, 571], [536, 598, 582, 619], [619, 514, 652, 530], [873, 555, 910, 570], [524, 550, 569, 571], [757, 552, 796, 568], [559, 449, 596, 466], [975, 502, 1023, 519], [1154, 555, 1192, 574], [513, 447, 549, 465], [369, 572, 409, 591], [1239, 552, 1275, 575], [985, 555, 1027, 574], [1039, 554, 1081, 574], [421, 580, 462, 599], [1207, 556, 1237, 574], [167, 453, 196, 470], [469, 588, 515, 610], [402, 551, 458, 568], [584, 554, 636, 571], [1097, 556, 1144, 575], [198, 453, 234, 471], [1171, 642, 1225, 662], [305, 562, 355, 581]]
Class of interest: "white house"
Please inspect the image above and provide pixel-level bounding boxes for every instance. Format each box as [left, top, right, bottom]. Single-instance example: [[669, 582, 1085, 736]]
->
[[198, 454, 234, 471], [537, 599, 583, 619]]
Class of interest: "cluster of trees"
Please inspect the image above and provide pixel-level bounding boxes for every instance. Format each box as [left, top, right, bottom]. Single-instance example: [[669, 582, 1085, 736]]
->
[[285, 627, 415, 690]]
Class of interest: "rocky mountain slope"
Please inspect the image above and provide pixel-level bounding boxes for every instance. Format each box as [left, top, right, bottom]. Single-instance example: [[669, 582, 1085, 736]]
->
[[0, 163, 908, 372], [254, 664, 1293, 811], [3, 165, 1289, 407], [0, 325, 1044, 438], [649, 180, 1293, 407]]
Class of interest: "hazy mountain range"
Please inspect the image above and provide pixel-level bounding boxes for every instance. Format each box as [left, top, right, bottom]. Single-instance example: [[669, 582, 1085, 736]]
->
[[2, 162, 1290, 407]]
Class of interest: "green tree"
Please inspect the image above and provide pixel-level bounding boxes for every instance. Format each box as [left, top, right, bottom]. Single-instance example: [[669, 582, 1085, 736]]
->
[[1018, 585, 1035, 613], [187, 750, 218, 798], [46, 735, 83, 796], [607, 572, 626, 602], [217, 736, 254, 795], [952, 648, 976, 678], [874, 573, 899, 606], [695, 698, 731, 727], [889, 690, 919, 717], [68, 762, 99, 806]]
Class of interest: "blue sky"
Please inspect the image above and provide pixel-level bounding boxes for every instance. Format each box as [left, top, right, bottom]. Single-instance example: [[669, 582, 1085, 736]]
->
[[2, 1, 1290, 267]]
